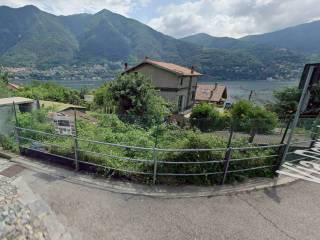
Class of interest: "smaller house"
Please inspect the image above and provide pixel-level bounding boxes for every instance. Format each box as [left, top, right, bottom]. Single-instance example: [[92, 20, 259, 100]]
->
[[40, 100, 91, 135], [195, 83, 228, 105], [0, 97, 35, 112]]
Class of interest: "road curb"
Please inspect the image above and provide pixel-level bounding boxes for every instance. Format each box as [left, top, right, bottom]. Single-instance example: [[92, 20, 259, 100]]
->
[[3, 152, 299, 199]]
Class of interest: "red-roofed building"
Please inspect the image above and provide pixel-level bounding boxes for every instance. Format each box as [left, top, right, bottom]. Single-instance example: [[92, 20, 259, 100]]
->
[[123, 58, 203, 112], [195, 83, 228, 105]]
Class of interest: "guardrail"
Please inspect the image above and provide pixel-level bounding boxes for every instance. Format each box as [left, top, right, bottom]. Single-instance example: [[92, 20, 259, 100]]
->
[[15, 126, 311, 185]]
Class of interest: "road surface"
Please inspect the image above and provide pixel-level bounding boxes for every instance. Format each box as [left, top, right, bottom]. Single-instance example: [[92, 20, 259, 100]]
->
[[18, 167, 320, 240]]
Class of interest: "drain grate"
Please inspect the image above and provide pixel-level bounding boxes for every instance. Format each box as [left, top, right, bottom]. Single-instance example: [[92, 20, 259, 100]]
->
[[0, 164, 25, 178]]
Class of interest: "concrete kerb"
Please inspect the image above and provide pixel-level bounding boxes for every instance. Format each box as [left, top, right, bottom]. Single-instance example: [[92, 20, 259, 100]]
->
[[1, 150, 299, 199]]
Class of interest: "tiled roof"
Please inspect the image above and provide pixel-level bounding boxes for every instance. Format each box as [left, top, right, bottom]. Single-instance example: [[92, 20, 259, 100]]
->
[[195, 84, 227, 103], [125, 59, 203, 76]]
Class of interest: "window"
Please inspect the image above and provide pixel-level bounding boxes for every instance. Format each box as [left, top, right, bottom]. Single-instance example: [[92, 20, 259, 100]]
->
[[57, 120, 70, 127], [180, 78, 184, 86], [178, 95, 184, 111]]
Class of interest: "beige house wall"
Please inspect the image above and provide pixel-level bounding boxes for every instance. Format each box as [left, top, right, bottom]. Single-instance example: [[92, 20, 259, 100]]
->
[[133, 64, 179, 88], [129, 64, 199, 112]]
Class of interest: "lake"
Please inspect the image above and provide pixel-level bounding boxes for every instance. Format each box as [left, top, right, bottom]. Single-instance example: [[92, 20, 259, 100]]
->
[[213, 79, 299, 104]]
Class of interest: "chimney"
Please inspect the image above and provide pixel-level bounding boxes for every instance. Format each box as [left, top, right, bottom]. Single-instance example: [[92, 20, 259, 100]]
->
[[145, 56, 149, 61], [191, 66, 194, 74], [124, 62, 128, 71], [214, 83, 218, 90]]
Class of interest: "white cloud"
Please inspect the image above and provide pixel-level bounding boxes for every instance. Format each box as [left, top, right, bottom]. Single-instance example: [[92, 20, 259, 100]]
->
[[0, 0, 149, 16], [148, 0, 320, 38]]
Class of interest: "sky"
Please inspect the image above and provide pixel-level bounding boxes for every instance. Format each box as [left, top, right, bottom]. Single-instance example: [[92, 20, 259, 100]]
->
[[1, 0, 320, 38]]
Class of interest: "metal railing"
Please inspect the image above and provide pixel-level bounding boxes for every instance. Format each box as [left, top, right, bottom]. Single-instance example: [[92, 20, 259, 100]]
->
[[15, 126, 287, 185]]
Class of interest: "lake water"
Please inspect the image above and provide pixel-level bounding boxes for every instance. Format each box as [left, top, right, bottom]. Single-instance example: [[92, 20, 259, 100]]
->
[[213, 79, 299, 104]]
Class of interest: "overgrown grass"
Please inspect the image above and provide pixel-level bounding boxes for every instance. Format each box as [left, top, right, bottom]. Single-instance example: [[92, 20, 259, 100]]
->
[[2, 109, 283, 185]]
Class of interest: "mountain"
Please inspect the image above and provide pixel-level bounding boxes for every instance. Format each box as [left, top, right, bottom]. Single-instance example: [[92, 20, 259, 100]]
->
[[241, 21, 320, 54], [181, 33, 251, 50], [181, 33, 305, 79], [0, 5, 306, 81], [0, 5, 78, 67]]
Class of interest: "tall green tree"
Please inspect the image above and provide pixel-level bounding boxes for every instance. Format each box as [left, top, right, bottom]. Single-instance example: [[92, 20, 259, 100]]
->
[[108, 73, 170, 125]]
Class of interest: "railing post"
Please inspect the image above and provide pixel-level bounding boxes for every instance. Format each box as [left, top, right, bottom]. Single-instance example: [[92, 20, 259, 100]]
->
[[221, 147, 232, 185], [309, 125, 320, 148], [152, 147, 158, 184], [12, 102, 21, 153], [73, 109, 79, 171], [273, 144, 287, 174]]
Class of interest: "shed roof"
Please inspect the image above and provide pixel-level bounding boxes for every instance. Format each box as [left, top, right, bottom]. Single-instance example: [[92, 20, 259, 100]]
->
[[39, 100, 86, 112], [124, 59, 203, 77], [195, 84, 227, 103], [7, 83, 22, 90], [0, 97, 34, 106]]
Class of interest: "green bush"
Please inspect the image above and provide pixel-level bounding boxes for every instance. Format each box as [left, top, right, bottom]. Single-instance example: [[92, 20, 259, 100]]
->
[[3, 108, 277, 186], [190, 103, 227, 132], [231, 100, 278, 134]]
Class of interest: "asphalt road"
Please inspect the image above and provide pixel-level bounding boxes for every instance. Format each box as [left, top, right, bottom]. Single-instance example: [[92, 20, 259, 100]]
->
[[21, 169, 320, 240]]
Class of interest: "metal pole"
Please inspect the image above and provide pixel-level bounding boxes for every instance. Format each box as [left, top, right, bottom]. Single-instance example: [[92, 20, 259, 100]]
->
[[73, 109, 79, 171], [221, 147, 232, 185], [278, 66, 315, 167], [152, 122, 160, 184], [12, 102, 21, 152]]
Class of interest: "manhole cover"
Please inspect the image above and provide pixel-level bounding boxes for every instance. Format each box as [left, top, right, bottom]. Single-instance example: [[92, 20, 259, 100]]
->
[[0, 164, 25, 178]]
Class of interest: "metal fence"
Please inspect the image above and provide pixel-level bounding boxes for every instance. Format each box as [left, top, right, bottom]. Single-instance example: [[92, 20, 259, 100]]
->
[[1, 104, 319, 185], [15, 126, 285, 185]]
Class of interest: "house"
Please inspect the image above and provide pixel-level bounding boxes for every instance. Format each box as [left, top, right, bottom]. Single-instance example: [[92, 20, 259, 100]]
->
[[0, 97, 36, 112], [123, 58, 203, 112], [195, 83, 228, 105]]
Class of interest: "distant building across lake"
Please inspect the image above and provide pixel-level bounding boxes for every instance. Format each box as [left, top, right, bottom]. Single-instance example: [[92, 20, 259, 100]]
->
[[123, 58, 203, 112]]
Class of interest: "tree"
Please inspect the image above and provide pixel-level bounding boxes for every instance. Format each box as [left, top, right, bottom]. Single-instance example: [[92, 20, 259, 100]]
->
[[0, 71, 9, 84], [190, 103, 226, 132], [271, 87, 301, 118], [17, 81, 82, 105], [93, 83, 114, 113], [0, 71, 11, 98], [108, 73, 170, 125], [231, 100, 278, 142]]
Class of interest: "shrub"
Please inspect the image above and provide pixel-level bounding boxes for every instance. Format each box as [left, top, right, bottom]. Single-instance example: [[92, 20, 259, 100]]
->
[[107, 73, 170, 126], [190, 103, 226, 132], [231, 100, 278, 134]]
